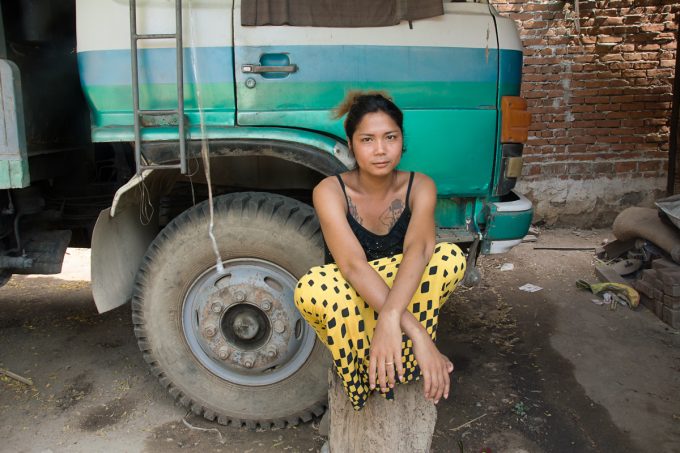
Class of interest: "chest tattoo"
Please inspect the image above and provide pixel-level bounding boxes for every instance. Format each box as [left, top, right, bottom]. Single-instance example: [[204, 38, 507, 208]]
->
[[347, 196, 363, 225], [379, 199, 405, 229]]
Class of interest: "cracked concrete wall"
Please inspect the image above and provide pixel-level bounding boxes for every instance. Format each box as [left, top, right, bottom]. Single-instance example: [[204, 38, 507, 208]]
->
[[517, 175, 666, 227]]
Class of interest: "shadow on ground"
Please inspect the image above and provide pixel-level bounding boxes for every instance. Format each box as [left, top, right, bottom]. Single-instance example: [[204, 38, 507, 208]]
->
[[1, 230, 679, 452]]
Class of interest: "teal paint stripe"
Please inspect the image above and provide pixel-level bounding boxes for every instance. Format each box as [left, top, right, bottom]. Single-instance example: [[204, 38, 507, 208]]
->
[[78, 46, 520, 86], [235, 45, 499, 83], [78, 47, 234, 85], [84, 81, 495, 112]]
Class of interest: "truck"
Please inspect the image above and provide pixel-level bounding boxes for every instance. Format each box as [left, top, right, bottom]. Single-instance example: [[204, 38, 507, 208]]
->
[[0, 0, 532, 428]]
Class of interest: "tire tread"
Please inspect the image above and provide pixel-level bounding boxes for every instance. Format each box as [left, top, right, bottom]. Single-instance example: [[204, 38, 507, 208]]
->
[[132, 192, 326, 428]]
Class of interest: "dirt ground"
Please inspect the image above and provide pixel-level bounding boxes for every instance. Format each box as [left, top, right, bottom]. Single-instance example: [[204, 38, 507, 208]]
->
[[1, 229, 679, 453]]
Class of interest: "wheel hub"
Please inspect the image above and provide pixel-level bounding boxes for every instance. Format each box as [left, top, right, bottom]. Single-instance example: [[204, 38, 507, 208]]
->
[[232, 311, 261, 340], [182, 258, 315, 386], [222, 304, 270, 348]]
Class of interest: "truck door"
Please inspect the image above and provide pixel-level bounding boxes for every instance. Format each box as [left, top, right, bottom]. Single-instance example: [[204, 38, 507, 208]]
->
[[232, 0, 500, 196]]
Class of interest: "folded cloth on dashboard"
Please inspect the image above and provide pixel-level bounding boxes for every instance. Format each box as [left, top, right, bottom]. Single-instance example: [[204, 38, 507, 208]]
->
[[241, 0, 444, 27]]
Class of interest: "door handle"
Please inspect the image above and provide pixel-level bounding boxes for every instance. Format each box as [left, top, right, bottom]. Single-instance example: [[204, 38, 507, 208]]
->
[[241, 64, 298, 74]]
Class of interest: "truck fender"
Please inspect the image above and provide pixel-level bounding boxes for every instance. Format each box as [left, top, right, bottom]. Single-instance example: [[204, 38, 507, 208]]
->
[[91, 170, 176, 313], [91, 136, 349, 313]]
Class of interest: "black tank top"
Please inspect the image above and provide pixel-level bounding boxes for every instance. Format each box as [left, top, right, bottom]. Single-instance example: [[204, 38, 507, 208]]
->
[[324, 171, 415, 264]]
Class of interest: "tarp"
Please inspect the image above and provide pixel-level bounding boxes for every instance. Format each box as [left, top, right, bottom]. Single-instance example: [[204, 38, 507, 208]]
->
[[241, 0, 444, 27]]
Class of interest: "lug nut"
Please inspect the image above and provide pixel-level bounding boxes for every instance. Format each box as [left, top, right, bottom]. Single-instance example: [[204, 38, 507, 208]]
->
[[262, 300, 272, 311], [218, 347, 230, 360], [211, 302, 223, 313], [266, 347, 278, 358], [244, 359, 254, 368], [234, 291, 246, 302], [273, 320, 286, 334], [204, 325, 217, 337]]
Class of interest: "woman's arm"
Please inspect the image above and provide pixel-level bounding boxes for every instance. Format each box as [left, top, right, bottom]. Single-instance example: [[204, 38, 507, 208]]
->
[[366, 174, 452, 402], [366, 174, 435, 384], [379, 173, 437, 324]]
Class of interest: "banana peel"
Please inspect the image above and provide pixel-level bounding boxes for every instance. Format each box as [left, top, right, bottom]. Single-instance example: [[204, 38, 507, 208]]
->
[[576, 280, 639, 309]]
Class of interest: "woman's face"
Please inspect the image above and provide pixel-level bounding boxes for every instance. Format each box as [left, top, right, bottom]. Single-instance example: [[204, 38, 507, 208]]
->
[[349, 111, 403, 177]]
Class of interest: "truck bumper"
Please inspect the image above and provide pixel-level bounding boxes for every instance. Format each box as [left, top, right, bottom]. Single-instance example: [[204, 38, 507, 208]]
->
[[481, 191, 533, 255]]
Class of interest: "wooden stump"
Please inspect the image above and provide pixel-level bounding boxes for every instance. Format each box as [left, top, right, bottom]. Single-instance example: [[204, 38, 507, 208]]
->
[[328, 370, 437, 453]]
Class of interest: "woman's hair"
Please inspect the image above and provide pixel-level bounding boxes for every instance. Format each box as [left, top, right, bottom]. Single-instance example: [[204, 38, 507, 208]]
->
[[333, 91, 404, 143]]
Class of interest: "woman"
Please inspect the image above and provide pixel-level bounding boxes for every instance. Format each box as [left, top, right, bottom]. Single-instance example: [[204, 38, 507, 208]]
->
[[294, 91, 466, 410]]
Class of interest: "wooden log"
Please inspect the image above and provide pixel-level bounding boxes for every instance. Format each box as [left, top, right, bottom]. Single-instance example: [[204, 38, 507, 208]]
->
[[328, 369, 437, 453]]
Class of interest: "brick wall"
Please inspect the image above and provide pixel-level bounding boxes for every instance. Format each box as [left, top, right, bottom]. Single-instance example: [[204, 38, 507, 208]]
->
[[491, 0, 678, 226]]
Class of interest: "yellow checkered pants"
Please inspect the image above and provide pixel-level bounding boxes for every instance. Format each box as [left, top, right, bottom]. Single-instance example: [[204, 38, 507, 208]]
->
[[294, 242, 466, 410]]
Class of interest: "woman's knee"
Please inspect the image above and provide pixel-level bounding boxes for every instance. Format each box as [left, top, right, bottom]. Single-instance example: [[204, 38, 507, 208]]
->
[[294, 263, 352, 320], [431, 242, 465, 268], [294, 265, 327, 317], [427, 242, 466, 288]]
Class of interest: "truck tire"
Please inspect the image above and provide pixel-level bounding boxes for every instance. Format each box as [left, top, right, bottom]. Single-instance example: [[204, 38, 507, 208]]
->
[[131, 192, 330, 428]]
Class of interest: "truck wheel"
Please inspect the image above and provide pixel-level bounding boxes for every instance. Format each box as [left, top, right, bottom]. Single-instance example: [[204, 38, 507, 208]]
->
[[131, 192, 330, 428]]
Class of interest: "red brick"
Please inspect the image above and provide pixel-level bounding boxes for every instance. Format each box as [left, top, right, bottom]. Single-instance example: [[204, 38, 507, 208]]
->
[[622, 69, 648, 77], [639, 160, 662, 172], [623, 52, 643, 61], [621, 119, 645, 127], [585, 96, 611, 104], [595, 120, 622, 127], [602, 54, 626, 62], [615, 161, 638, 172], [654, 32, 676, 41], [524, 21, 549, 29], [633, 62, 658, 70], [613, 44, 636, 52], [644, 118, 669, 126], [598, 35, 624, 43], [593, 162, 615, 173], [637, 43, 661, 50], [603, 16, 625, 25], [641, 23, 666, 32], [611, 95, 636, 103], [647, 69, 673, 77]]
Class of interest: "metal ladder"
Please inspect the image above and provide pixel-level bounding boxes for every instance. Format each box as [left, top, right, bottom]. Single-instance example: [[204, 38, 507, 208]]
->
[[129, 0, 188, 175]]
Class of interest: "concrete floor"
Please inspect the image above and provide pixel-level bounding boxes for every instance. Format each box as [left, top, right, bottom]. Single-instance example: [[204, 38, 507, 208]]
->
[[0, 229, 679, 453]]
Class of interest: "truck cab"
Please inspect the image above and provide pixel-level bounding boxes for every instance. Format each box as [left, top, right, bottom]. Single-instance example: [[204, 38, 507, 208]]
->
[[0, 0, 531, 428]]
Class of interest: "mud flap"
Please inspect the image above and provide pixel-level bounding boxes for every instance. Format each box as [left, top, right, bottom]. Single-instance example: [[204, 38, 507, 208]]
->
[[91, 207, 157, 313]]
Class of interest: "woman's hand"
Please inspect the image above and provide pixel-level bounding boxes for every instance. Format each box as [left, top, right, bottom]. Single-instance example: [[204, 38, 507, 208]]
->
[[411, 331, 454, 403], [369, 310, 405, 392]]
